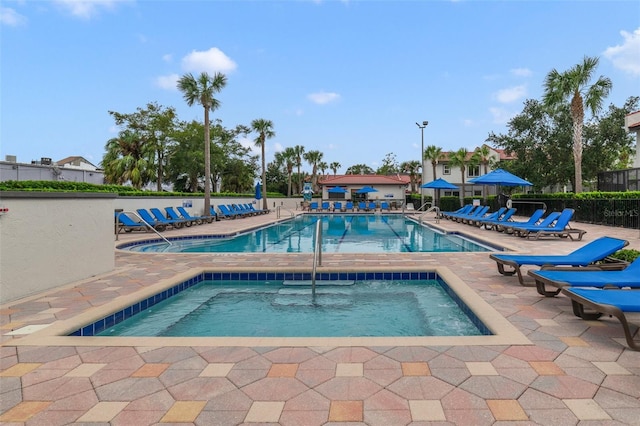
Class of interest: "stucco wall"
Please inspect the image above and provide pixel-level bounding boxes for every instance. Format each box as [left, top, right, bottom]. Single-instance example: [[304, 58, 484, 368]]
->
[[0, 192, 116, 303]]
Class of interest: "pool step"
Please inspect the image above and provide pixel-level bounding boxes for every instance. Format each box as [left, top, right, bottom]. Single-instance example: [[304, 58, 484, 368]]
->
[[282, 280, 355, 286]]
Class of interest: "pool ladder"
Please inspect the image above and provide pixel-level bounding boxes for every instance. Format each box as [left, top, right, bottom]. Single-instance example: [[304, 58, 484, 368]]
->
[[311, 219, 322, 297], [419, 206, 441, 225], [276, 205, 295, 219]]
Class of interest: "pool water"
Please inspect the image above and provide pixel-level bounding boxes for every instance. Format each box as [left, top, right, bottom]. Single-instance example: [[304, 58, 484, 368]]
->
[[122, 214, 492, 253], [96, 278, 486, 337]]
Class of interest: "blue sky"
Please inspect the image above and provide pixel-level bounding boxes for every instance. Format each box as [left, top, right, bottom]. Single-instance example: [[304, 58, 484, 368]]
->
[[2, 1, 639, 174]]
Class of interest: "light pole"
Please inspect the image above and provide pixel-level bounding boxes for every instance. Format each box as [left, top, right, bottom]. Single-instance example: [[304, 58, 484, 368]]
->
[[416, 121, 428, 210]]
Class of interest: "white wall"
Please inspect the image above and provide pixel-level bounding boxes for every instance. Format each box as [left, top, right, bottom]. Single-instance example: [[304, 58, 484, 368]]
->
[[0, 193, 116, 303], [0, 193, 308, 303]]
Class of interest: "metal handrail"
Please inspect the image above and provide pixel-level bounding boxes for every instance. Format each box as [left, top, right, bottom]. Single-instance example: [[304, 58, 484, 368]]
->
[[311, 218, 322, 297], [276, 205, 295, 219], [419, 206, 441, 225], [115, 211, 171, 245]]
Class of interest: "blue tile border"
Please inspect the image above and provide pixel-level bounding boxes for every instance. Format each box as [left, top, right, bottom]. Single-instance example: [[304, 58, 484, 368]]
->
[[69, 271, 490, 337]]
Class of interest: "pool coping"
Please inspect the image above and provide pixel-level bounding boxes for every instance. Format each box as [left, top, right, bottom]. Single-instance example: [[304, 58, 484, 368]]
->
[[10, 266, 531, 348]]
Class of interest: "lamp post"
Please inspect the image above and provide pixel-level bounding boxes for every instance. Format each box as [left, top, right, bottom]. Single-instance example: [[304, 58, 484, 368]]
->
[[416, 120, 428, 210]]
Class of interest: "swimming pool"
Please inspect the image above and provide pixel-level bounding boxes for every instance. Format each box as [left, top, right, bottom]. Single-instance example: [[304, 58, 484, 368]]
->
[[120, 214, 493, 253], [71, 271, 490, 338]]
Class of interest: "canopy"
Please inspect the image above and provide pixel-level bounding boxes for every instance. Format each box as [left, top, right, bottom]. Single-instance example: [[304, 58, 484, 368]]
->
[[255, 182, 262, 200], [469, 168, 533, 187], [327, 186, 348, 194], [421, 178, 459, 190], [356, 186, 378, 194]]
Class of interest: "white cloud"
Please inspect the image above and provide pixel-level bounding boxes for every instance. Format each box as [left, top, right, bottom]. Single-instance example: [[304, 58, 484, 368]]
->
[[181, 47, 237, 74], [155, 73, 180, 90], [53, 0, 127, 19], [462, 119, 474, 127], [239, 136, 260, 156], [603, 28, 640, 76], [489, 107, 514, 124], [494, 85, 527, 103], [0, 7, 27, 26], [273, 142, 284, 153], [162, 53, 173, 63], [510, 67, 532, 77], [307, 91, 341, 105]]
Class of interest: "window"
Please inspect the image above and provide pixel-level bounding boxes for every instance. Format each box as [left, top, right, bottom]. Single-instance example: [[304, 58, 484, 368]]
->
[[468, 165, 480, 177], [473, 190, 482, 196], [443, 165, 451, 175]]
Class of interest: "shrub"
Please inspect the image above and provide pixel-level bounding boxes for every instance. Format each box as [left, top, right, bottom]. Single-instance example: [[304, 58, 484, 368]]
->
[[609, 249, 640, 263]]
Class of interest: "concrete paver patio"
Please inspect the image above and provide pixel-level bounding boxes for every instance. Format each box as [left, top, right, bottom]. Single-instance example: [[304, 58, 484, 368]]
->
[[1, 211, 639, 425]]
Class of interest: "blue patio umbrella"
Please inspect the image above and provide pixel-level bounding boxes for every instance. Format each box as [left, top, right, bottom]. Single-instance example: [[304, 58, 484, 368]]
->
[[356, 186, 378, 194], [421, 178, 459, 207], [469, 168, 532, 187], [255, 182, 262, 200], [420, 178, 459, 190], [327, 186, 348, 194]]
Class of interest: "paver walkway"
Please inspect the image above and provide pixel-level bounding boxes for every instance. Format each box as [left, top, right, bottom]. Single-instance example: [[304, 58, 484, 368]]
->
[[1, 212, 639, 425]]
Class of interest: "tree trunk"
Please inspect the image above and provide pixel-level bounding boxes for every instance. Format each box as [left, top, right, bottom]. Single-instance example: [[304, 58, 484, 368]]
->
[[572, 120, 583, 193], [203, 107, 211, 217], [261, 138, 268, 211]]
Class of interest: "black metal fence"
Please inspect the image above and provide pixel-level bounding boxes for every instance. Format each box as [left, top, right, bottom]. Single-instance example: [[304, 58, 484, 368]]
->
[[514, 198, 640, 230]]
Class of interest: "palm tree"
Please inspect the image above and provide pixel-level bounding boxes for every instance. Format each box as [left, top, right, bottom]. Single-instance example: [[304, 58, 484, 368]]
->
[[293, 145, 305, 195], [329, 161, 341, 175], [251, 118, 275, 211], [318, 161, 328, 178], [177, 71, 227, 217], [345, 164, 374, 175], [543, 56, 612, 193], [277, 147, 296, 197], [448, 148, 473, 205], [102, 130, 153, 189], [401, 160, 421, 194], [474, 145, 492, 199], [303, 150, 323, 192], [423, 145, 443, 182]]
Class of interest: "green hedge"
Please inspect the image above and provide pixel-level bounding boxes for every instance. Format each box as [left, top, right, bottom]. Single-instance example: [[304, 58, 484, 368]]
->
[[0, 180, 284, 198], [513, 191, 640, 200]]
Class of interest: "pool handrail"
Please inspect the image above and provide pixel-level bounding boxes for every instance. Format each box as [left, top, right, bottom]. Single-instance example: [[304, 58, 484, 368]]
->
[[311, 218, 322, 297], [115, 211, 171, 245]]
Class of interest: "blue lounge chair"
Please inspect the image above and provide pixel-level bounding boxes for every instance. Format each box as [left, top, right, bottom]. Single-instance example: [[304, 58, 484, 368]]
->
[[528, 256, 640, 297], [150, 207, 187, 228], [217, 205, 241, 219], [442, 204, 473, 220], [468, 207, 506, 226], [137, 208, 177, 229], [345, 202, 354, 212], [502, 211, 561, 235], [358, 201, 367, 211], [478, 207, 517, 230], [245, 204, 267, 215], [176, 206, 213, 224], [380, 202, 390, 211], [309, 202, 319, 212], [333, 202, 343, 212], [115, 212, 152, 233], [321, 201, 330, 211], [511, 208, 586, 240], [493, 208, 544, 232], [368, 202, 377, 211], [232, 204, 254, 216], [561, 287, 640, 351], [455, 205, 489, 223], [489, 236, 629, 286], [165, 207, 196, 226]]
